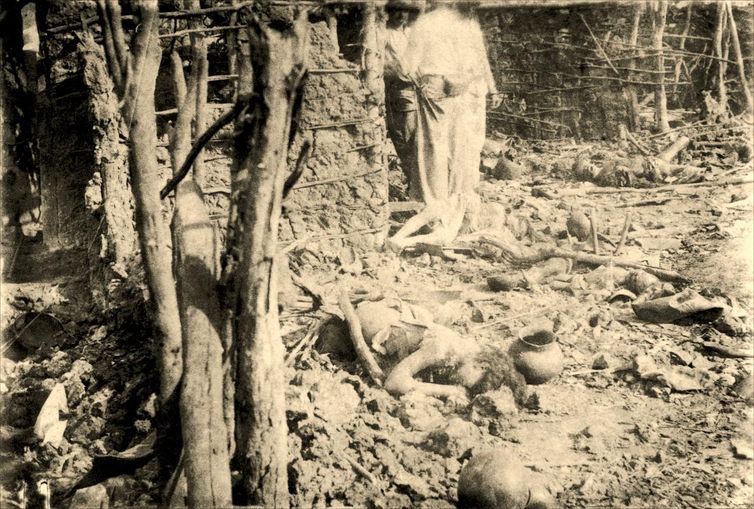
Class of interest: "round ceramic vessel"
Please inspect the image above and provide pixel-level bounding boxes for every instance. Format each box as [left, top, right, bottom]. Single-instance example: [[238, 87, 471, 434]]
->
[[508, 325, 564, 385]]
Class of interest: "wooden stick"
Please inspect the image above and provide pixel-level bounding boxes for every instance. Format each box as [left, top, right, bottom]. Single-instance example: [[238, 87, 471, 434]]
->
[[725, 1, 754, 113], [652, 1, 671, 133], [656, 135, 690, 163], [285, 320, 320, 367], [534, 176, 753, 198], [589, 207, 599, 255], [714, 2, 729, 111], [579, 13, 619, 76], [342, 453, 378, 485], [305, 118, 370, 130], [702, 341, 753, 359], [338, 288, 384, 386], [614, 211, 632, 255], [160, 100, 245, 199], [290, 168, 382, 191], [159, 25, 241, 39], [480, 235, 690, 283], [625, 127, 650, 156]]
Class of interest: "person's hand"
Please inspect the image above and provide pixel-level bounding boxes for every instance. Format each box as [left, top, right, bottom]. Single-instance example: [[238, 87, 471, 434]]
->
[[488, 92, 503, 110]]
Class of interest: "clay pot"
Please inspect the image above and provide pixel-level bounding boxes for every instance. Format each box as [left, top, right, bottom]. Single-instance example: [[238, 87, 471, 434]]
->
[[457, 449, 529, 509], [508, 324, 563, 385], [458, 449, 556, 509]]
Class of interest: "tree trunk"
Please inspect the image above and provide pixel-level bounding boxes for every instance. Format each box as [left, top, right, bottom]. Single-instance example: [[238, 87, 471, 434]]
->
[[672, 3, 692, 97], [167, 3, 231, 504], [173, 181, 232, 509], [360, 4, 389, 244], [219, 13, 256, 461], [187, 0, 208, 186], [626, 2, 644, 131], [227, 0, 239, 99], [231, 12, 308, 508], [714, 2, 729, 112], [97, 0, 184, 481], [725, 1, 754, 114], [652, 0, 670, 133]]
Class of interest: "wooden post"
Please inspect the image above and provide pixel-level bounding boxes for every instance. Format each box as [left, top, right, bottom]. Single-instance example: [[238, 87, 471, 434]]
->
[[725, 1, 753, 114], [652, 0, 670, 133], [231, 11, 309, 508]]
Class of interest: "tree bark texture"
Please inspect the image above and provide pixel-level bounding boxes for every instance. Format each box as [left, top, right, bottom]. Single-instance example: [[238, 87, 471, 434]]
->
[[360, 4, 389, 245], [167, 3, 231, 504], [187, 0, 209, 185], [725, 1, 754, 114], [219, 13, 256, 460], [231, 12, 308, 508], [652, 0, 670, 133], [714, 2, 729, 112], [172, 181, 232, 509], [626, 2, 644, 132], [96, 0, 183, 481]]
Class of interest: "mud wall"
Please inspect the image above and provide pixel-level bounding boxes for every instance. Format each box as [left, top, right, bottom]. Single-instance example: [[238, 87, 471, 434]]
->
[[283, 21, 388, 253], [481, 3, 753, 140], [37, 77, 100, 250]]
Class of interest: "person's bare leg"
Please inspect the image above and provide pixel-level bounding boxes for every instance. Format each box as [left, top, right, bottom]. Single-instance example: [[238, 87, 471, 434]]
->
[[384, 325, 478, 401]]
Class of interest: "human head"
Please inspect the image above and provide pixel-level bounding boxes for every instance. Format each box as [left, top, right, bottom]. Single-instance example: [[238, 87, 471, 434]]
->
[[386, 0, 423, 26], [466, 345, 528, 405], [450, 0, 480, 17]]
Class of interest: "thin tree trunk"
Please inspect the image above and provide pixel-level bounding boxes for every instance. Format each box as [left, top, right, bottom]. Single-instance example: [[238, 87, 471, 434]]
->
[[167, 4, 231, 505], [231, 12, 308, 508], [187, 0, 208, 185], [360, 4, 388, 242], [652, 0, 670, 133], [672, 3, 692, 97], [626, 2, 644, 131], [173, 181, 232, 509], [219, 14, 256, 461], [714, 2, 729, 112], [227, 0, 239, 99], [725, 0, 754, 113], [97, 0, 183, 482]]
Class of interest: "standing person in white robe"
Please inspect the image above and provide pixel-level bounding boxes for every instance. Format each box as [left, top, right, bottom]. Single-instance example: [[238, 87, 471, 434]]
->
[[387, 2, 502, 250]]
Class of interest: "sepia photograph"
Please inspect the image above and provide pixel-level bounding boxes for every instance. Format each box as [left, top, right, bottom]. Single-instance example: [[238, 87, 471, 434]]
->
[[0, 0, 752, 507]]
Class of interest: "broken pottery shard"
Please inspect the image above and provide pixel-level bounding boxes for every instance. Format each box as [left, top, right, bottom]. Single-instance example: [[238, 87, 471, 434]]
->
[[12, 311, 66, 351], [608, 289, 637, 303], [632, 354, 705, 393], [632, 289, 725, 324]]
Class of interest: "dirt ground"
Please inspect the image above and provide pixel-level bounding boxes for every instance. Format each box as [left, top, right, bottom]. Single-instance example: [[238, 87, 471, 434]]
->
[[1, 137, 753, 508]]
